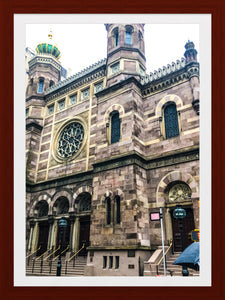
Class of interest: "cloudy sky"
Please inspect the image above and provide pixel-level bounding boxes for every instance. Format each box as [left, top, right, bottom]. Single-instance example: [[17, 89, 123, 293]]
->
[[26, 22, 199, 76]]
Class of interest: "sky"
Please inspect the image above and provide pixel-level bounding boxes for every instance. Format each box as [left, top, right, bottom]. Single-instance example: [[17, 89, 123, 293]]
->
[[26, 23, 199, 76]]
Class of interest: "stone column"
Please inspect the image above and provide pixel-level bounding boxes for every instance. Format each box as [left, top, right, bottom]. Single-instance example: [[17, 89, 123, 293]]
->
[[31, 221, 39, 252], [73, 217, 80, 253], [47, 216, 54, 250], [69, 214, 76, 253], [164, 208, 173, 244], [51, 219, 58, 250], [27, 220, 35, 252]]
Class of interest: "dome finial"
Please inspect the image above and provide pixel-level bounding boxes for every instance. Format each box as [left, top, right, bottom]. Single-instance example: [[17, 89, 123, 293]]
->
[[48, 26, 53, 41]]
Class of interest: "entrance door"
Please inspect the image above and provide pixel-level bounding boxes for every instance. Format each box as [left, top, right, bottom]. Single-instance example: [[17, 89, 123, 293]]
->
[[171, 207, 195, 252], [79, 216, 90, 256], [37, 221, 49, 256]]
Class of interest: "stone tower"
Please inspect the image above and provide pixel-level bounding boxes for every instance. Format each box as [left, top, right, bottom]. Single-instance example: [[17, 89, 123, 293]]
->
[[26, 34, 62, 182], [105, 24, 146, 87]]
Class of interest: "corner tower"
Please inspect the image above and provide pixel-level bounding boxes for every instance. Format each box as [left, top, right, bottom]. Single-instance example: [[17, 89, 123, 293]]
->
[[105, 24, 146, 87]]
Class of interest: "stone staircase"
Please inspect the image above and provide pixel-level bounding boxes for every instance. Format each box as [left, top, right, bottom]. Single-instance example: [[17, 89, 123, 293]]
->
[[158, 252, 199, 277], [26, 255, 87, 276]]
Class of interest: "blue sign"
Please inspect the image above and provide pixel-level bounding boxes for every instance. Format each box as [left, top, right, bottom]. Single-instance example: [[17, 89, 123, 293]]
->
[[173, 207, 186, 219]]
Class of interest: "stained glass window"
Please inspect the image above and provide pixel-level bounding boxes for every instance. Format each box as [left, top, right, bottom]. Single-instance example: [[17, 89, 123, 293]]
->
[[164, 103, 179, 139], [111, 111, 121, 144], [57, 122, 84, 159]]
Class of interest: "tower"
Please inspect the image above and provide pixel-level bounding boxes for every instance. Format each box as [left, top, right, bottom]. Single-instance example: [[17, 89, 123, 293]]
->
[[26, 30, 62, 182], [105, 24, 146, 87]]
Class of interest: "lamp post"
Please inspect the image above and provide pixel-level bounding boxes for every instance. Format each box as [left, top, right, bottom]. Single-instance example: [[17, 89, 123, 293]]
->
[[56, 217, 67, 276]]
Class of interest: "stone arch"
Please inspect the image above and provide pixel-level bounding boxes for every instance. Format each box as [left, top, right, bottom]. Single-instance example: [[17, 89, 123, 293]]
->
[[156, 170, 199, 205], [73, 185, 93, 208], [104, 104, 125, 124], [113, 188, 124, 201], [29, 193, 51, 217], [155, 94, 183, 117], [50, 189, 73, 214]]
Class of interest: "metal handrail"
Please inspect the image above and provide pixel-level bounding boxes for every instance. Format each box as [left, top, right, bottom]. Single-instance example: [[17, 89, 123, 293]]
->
[[66, 244, 85, 262], [65, 244, 85, 274], [53, 245, 69, 261], [35, 248, 50, 261], [44, 245, 60, 261], [26, 246, 41, 259], [156, 239, 173, 274]]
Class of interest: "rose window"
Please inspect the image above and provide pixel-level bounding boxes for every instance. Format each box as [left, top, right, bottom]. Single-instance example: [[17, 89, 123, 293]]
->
[[169, 183, 191, 202], [57, 122, 84, 159]]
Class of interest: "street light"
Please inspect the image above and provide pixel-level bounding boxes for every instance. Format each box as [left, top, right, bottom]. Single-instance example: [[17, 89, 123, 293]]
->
[[56, 217, 67, 276]]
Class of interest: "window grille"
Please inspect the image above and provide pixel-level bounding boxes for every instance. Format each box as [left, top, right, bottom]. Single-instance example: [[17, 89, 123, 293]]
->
[[164, 103, 179, 139]]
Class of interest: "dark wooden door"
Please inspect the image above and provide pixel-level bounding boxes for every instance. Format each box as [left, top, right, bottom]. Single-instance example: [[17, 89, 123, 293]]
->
[[37, 221, 49, 256], [171, 208, 195, 252], [79, 216, 90, 256]]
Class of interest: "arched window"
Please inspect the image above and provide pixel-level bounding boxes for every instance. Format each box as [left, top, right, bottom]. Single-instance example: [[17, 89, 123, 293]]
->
[[77, 192, 92, 212], [35, 200, 49, 218], [106, 197, 111, 225], [111, 111, 121, 144], [53, 197, 69, 215], [125, 26, 133, 45], [113, 27, 119, 47], [49, 80, 55, 87], [37, 78, 44, 93], [164, 102, 179, 139], [138, 31, 143, 50], [115, 196, 121, 224]]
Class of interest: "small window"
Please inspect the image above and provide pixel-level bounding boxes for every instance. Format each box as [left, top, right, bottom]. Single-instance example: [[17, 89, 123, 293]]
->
[[111, 111, 121, 144], [58, 99, 65, 110], [164, 102, 179, 139], [125, 26, 133, 45], [110, 62, 120, 75], [109, 256, 113, 269], [115, 256, 119, 269], [128, 250, 135, 257], [103, 256, 107, 269], [139, 31, 143, 50], [115, 196, 121, 224], [113, 27, 119, 47], [49, 80, 55, 87], [81, 88, 90, 100], [106, 197, 111, 225], [69, 94, 77, 105], [48, 104, 54, 115], [37, 78, 44, 93], [26, 108, 29, 117], [94, 82, 103, 93]]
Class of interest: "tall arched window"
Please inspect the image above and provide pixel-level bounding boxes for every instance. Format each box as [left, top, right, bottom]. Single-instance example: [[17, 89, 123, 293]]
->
[[37, 78, 44, 93], [115, 196, 121, 224], [113, 27, 119, 47], [164, 102, 179, 139], [111, 111, 121, 144], [106, 197, 111, 225], [125, 26, 133, 45]]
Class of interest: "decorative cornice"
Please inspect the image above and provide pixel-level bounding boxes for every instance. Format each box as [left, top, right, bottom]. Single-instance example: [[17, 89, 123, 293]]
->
[[45, 58, 107, 98], [107, 46, 146, 61], [141, 60, 199, 97], [26, 147, 199, 193], [29, 54, 61, 72], [95, 76, 142, 98]]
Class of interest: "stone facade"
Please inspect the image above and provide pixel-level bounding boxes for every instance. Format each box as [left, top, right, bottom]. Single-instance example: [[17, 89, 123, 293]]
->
[[26, 24, 199, 276]]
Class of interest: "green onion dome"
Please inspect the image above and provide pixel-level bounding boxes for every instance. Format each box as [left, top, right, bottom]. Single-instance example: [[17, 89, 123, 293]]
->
[[36, 43, 61, 60]]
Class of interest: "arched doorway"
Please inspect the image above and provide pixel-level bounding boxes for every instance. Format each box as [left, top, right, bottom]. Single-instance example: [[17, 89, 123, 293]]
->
[[35, 200, 49, 256], [53, 197, 70, 255], [75, 192, 91, 256], [170, 207, 195, 252]]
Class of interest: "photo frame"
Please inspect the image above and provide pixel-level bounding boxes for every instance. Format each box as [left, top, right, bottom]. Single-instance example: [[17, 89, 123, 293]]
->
[[0, 0, 224, 299]]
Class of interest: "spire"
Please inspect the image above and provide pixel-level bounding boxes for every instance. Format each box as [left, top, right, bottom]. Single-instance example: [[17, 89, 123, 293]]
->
[[184, 40, 198, 63]]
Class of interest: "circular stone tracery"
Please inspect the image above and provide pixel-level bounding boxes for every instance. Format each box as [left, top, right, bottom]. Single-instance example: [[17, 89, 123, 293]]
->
[[57, 122, 84, 159]]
